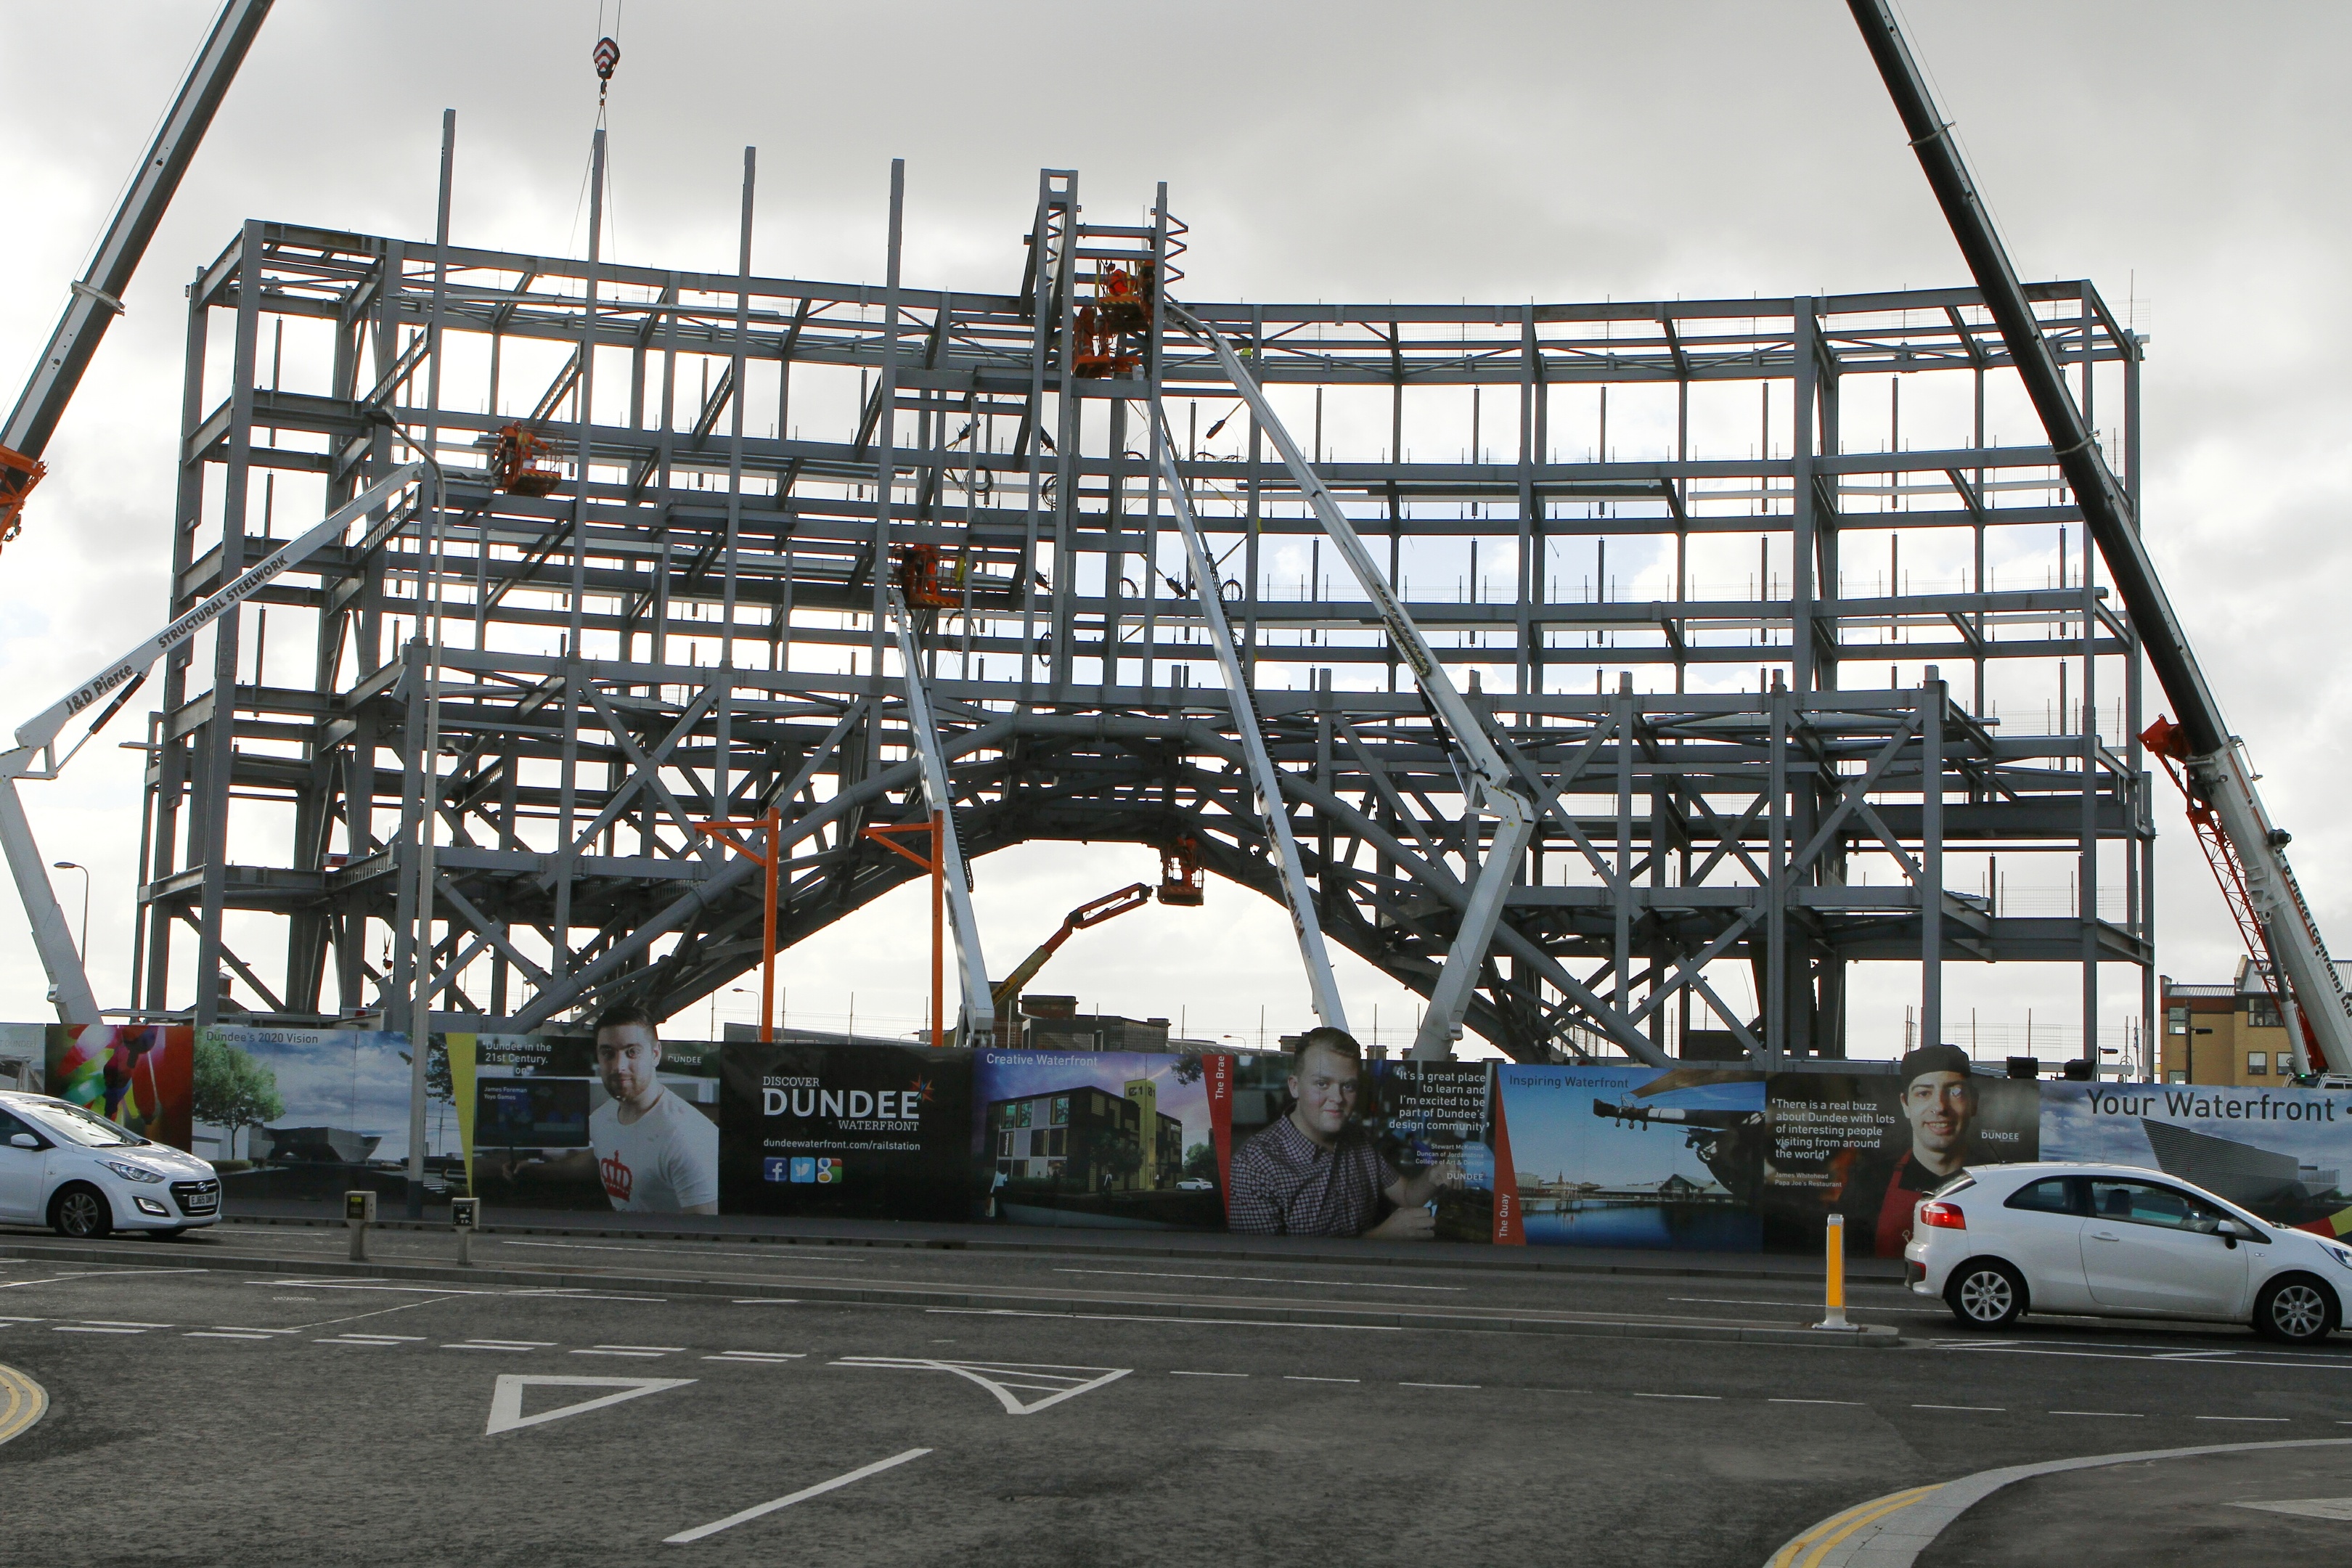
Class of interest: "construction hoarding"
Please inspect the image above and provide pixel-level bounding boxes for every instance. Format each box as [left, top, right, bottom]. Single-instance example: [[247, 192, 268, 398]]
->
[[25, 1020, 2352, 1253]]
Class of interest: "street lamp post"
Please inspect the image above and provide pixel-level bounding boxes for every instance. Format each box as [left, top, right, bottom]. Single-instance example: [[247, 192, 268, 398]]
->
[[51, 862, 87, 963]]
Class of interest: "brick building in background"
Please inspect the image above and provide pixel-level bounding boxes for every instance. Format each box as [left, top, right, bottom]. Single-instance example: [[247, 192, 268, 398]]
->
[[2161, 959, 2352, 1085]]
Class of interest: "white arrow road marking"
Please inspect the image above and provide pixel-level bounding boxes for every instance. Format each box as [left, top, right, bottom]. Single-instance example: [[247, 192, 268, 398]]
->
[[483, 1375, 696, 1436], [831, 1357, 1130, 1416], [2236, 1497, 2352, 1520], [664, 1448, 932, 1544]]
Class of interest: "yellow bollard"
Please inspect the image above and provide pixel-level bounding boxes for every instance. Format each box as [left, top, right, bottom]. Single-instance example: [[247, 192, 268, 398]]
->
[[1814, 1212, 1855, 1331]]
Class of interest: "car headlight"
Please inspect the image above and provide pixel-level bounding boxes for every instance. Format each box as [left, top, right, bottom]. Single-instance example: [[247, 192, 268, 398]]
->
[[2325, 1243, 2352, 1273], [102, 1161, 165, 1184]]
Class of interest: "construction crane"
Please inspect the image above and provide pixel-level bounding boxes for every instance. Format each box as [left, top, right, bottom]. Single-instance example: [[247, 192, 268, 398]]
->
[[0, 0, 277, 1021], [0, 1, 273, 555], [988, 863, 1201, 1039], [1850, 0, 2352, 1076]]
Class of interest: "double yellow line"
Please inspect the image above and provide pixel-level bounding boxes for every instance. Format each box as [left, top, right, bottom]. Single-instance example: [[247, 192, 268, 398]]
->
[[0, 1363, 49, 1447], [1766, 1483, 1944, 1568]]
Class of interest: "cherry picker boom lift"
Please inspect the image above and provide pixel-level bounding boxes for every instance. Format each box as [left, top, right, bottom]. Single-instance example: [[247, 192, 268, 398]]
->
[[1850, 0, 2352, 1074], [2, 466, 425, 1022]]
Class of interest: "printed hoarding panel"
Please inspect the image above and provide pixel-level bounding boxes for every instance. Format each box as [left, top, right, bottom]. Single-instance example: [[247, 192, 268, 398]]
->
[[1371, 1061, 1496, 1243], [973, 1050, 1222, 1230], [192, 1026, 439, 1204], [2041, 1080, 2352, 1234], [1763, 1067, 2038, 1255], [721, 1042, 970, 1220], [46, 1025, 192, 1151], [454, 1032, 722, 1215], [1496, 1065, 1764, 1251]]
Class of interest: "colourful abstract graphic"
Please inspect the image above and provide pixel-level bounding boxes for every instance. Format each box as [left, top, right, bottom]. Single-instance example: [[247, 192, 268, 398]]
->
[[44, 1025, 195, 1150]]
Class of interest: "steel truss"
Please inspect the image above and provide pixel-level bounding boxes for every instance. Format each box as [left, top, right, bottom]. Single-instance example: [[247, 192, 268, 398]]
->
[[129, 168, 2153, 1064]]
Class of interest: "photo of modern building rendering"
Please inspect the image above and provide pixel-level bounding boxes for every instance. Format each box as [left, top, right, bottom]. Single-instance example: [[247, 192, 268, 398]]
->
[[986, 1078, 1183, 1193]]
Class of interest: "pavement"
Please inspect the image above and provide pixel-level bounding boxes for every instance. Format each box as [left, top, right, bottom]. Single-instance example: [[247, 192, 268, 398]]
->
[[0, 1216, 2344, 1565]]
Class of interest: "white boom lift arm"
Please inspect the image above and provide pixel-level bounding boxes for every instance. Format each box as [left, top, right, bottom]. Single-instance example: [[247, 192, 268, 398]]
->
[[886, 586, 995, 1045], [1167, 305, 1537, 1060], [1, 465, 424, 1022], [1151, 414, 1351, 1034]]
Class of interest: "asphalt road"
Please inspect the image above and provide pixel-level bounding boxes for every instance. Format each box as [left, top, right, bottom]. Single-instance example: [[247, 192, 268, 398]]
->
[[1, 1227, 2348, 1566]]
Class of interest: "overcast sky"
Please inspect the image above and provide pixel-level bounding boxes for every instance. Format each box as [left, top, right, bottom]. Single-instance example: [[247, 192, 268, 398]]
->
[[0, 1, 2345, 1058]]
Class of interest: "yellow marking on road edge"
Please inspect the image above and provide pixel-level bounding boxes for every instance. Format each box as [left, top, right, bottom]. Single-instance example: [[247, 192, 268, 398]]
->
[[1765, 1484, 1943, 1568], [0, 1363, 50, 1447]]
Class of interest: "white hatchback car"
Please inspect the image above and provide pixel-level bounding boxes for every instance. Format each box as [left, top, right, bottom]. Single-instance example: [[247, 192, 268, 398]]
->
[[0, 1090, 221, 1239], [1906, 1160, 2352, 1345]]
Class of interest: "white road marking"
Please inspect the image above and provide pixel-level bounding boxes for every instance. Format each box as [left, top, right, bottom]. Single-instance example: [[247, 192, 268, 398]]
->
[[1935, 1343, 2352, 1369], [81, 1320, 174, 1328], [1284, 1376, 1359, 1384], [1668, 1296, 1945, 1316], [663, 1447, 931, 1544], [2236, 1497, 2352, 1520], [185, 1331, 274, 1341], [1170, 1371, 1247, 1378], [213, 1326, 300, 1334], [1055, 1267, 1466, 1292], [924, 1307, 1400, 1332], [703, 1352, 804, 1363], [2197, 1415, 2290, 1421], [574, 1349, 666, 1358], [484, 1374, 697, 1436], [54, 1326, 143, 1334], [833, 1357, 1130, 1416], [499, 1238, 877, 1263], [316, 1334, 424, 1346], [598, 1344, 687, 1353]]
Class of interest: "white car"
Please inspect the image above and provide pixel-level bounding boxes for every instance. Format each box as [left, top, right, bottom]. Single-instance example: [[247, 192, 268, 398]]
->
[[0, 1090, 221, 1239], [1906, 1160, 2352, 1345]]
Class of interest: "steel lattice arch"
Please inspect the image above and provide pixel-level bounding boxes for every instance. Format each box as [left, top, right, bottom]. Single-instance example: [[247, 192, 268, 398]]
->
[[131, 168, 2153, 1065]]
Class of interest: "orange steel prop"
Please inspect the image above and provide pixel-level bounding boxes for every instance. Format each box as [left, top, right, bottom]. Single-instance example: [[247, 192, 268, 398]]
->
[[693, 807, 782, 1042], [859, 813, 946, 1048]]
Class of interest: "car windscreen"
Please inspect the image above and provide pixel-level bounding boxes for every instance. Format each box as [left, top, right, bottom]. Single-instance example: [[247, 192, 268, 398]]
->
[[17, 1100, 150, 1148]]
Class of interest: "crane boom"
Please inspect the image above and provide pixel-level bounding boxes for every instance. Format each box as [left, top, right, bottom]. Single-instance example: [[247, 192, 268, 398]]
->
[[2, 1, 273, 515], [1848, 0, 2352, 1074]]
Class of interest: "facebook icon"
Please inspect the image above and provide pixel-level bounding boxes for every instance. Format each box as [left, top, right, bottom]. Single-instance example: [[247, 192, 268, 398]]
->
[[761, 1158, 792, 1183]]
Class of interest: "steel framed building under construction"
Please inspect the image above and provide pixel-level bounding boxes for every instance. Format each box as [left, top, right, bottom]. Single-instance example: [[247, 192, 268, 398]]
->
[[123, 158, 2155, 1065]]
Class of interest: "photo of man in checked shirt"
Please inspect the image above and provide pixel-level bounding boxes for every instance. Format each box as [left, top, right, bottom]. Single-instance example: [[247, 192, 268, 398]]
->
[[1228, 1026, 1458, 1238]]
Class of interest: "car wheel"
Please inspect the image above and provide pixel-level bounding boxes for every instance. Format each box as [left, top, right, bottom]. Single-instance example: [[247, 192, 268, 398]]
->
[[50, 1183, 112, 1240], [1945, 1259, 2027, 1330], [2254, 1275, 2336, 1346]]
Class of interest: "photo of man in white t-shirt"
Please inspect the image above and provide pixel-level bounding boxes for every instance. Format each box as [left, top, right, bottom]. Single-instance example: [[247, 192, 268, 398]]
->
[[584, 1003, 717, 1214], [483, 1003, 719, 1214]]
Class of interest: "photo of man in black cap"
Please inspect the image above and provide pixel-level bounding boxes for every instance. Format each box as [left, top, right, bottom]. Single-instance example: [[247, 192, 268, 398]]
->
[[1841, 1043, 1980, 1257]]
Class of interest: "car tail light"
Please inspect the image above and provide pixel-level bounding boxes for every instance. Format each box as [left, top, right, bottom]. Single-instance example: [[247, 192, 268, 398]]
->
[[1918, 1201, 1967, 1230]]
